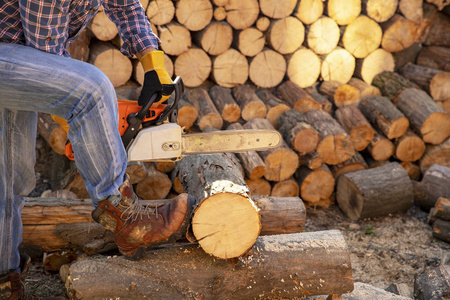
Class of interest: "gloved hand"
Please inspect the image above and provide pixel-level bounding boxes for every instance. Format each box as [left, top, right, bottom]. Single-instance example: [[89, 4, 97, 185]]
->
[[52, 115, 69, 134], [138, 50, 174, 106]]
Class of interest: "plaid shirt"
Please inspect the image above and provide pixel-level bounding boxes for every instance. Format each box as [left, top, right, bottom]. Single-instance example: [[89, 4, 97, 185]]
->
[[0, 0, 160, 57]]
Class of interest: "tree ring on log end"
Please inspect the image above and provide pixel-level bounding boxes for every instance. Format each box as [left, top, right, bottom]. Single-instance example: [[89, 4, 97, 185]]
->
[[421, 112, 450, 145]]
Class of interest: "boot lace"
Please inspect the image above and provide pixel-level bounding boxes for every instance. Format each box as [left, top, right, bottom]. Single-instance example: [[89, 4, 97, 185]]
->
[[120, 200, 160, 223]]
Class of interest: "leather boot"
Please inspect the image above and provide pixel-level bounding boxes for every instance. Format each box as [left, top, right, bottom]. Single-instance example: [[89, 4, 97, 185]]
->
[[0, 254, 67, 300], [92, 174, 194, 259]]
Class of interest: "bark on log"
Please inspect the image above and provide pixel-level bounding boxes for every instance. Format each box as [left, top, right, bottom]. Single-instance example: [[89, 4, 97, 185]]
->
[[267, 16, 305, 55], [366, 130, 395, 161], [232, 27, 265, 57], [381, 14, 419, 53], [335, 105, 375, 151], [227, 123, 266, 180], [433, 219, 450, 242], [175, 0, 213, 31], [135, 163, 172, 200], [294, 0, 324, 25], [309, 91, 333, 114], [319, 81, 361, 107], [243, 118, 299, 182], [392, 42, 423, 71], [147, 0, 175, 26], [37, 113, 68, 155], [248, 48, 286, 88], [246, 178, 272, 196], [158, 22, 191, 56], [419, 137, 450, 172], [89, 41, 132, 87], [394, 88, 450, 144], [259, 0, 297, 19], [326, 0, 361, 25], [296, 165, 335, 205], [433, 197, 450, 221], [400, 161, 421, 181], [306, 16, 340, 55], [232, 85, 267, 121], [177, 99, 199, 131], [276, 81, 322, 113], [67, 29, 91, 62], [174, 47, 212, 88], [298, 152, 324, 170], [337, 162, 414, 220], [424, 12, 450, 46], [417, 46, 450, 72], [224, 0, 259, 30], [212, 48, 249, 88], [175, 153, 260, 259], [271, 178, 300, 197], [89, 11, 118, 41], [347, 78, 382, 99], [362, 0, 400, 23], [342, 15, 382, 58], [193, 21, 233, 56], [329, 151, 368, 179], [321, 48, 356, 83], [305, 110, 355, 165], [399, 0, 423, 23], [209, 85, 241, 123], [371, 71, 418, 100], [255, 90, 291, 129], [394, 129, 426, 162], [413, 164, 450, 209], [286, 48, 322, 88], [359, 96, 410, 139], [185, 88, 223, 131], [414, 265, 450, 300], [64, 230, 354, 300], [354, 48, 395, 85]]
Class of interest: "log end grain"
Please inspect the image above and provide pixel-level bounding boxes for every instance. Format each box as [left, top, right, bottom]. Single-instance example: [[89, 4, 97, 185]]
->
[[178, 105, 199, 130], [388, 117, 410, 139], [350, 125, 375, 151], [264, 148, 299, 182], [421, 112, 450, 144], [317, 133, 355, 165], [299, 169, 335, 204], [246, 178, 272, 196], [221, 103, 241, 123], [369, 138, 395, 161], [271, 179, 300, 197], [293, 127, 321, 155], [396, 135, 426, 162], [197, 113, 224, 131], [241, 101, 268, 121]]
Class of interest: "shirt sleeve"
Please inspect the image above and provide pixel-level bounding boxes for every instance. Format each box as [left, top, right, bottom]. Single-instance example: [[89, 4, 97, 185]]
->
[[103, 0, 160, 57]]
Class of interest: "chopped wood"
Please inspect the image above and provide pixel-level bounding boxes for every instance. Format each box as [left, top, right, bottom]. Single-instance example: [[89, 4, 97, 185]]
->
[[298, 152, 324, 170], [43, 251, 77, 272], [296, 165, 335, 205], [366, 130, 395, 161], [335, 105, 375, 151], [342, 15, 382, 58], [175, 0, 213, 31], [394, 88, 450, 144], [321, 48, 356, 83], [267, 16, 305, 55], [177, 99, 199, 131], [371, 71, 418, 100], [400, 161, 422, 180], [232, 27, 265, 57], [417, 46, 450, 72], [362, 0, 400, 23], [354, 49, 395, 85], [413, 164, 450, 209], [67, 29, 90, 62], [232, 85, 267, 121], [424, 12, 450, 46], [381, 14, 419, 53], [212, 48, 249, 88], [256, 16, 270, 31], [276, 80, 322, 113], [125, 161, 147, 184], [158, 22, 191, 56], [347, 77, 382, 99], [185, 88, 223, 131], [135, 163, 172, 200], [337, 162, 414, 220], [328, 151, 368, 179], [271, 178, 300, 197], [326, 0, 361, 25], [399, 0, 424, 23], [306, 16, 340, 55], [193, 21, 233, 56], [89, 11, 118, 41], [286, 48, 322, 89], [294, 0, 324, 25], [394, 129, 426, 162], [174, 47, 212, 88], [37, 113, 68, 155], [245, 178, 272, 195], [209, 85, 241, 123], [224, 0, 259, 30], [147, 0, 175, 26], [255, 90, 290, 129], [433, 197, 450, 221], [213, 6, 227, 21], [419, 137, 450, 172], [319, 81, 361, 107], [248, 48, 286, 88], [155, 161, 175, 173], [259, 0, 297, 19], [309, 90, 333, 114]]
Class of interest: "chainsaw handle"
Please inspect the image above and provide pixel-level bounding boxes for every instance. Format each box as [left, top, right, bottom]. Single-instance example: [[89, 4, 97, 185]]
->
[[151, 76, 184, 125]]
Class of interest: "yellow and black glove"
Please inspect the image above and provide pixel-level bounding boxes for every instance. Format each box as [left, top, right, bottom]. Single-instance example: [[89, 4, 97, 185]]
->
[[138, 50, 174, 106]]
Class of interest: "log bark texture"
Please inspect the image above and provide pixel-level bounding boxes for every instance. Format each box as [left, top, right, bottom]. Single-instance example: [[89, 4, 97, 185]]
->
[[413, 164, 450, 209]]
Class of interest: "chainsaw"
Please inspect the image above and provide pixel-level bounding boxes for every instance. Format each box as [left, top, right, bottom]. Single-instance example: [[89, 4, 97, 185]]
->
[[64, 76, 282, 162]]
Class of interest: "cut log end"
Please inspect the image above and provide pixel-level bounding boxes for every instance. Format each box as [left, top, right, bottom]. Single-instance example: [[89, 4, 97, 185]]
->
[[241, 101, 267, 121], [421, 112, 450, 144], [293, 128, 321, 155], [222, 104, 241, 123], [264, 148, 299, 182], [197, 113, 223, 131], [350, 125, 375, 151], [317, 134, 355, 165], [192, 193, 261, 259], [388, 117, 410, 139], [300, 169, 336, 204]]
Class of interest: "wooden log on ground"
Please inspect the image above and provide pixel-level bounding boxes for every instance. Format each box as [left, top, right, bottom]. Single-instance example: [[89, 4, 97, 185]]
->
[[224, 0, 259, 30], [175, 0, 213, 31], [381, 14, 419, 53], [177, 99, 199, 131], [64, 230, 354, 299], [342, 15, 382, 58], [359, 96, 410, 139], [277, 110, 321, 155], [414, 265, 450, 300], [232, 85, 267, 121], [89, 41, 132, 87], [243, 118, 299, 182], [319, 80, 361, 107], [146, 0, 175, 26], [432, 197, 450, 221], [255, 90, 290, 129], [305, 110, 355, 165], [335, 105, 375, 151], [212, 48, 249, 88], [227, 123, 266, 180], [413, 164, 450, 209], [354, 48, 395, 85], [193, 21, 233, 56], [433, 219, 450, 242], [267, 16, 305, 55], [424, 12, 450, 47], [89, 11, 118, 41], [347, 77, 382, 99], [125, 161, 147, 184], [185, 88, 223, 131], [175, 153, 260, 259], [286, 48, 322, 88], [362, 0, 399, 23], [135, 163, 172, 200], [337, 162, 414, 220], [329, 151, 368, 179], [321, 48, 356, 83], [276, 81, 322, 113], [259, 0, 297, 19], [245, 178, 272, 196], [209, 85, 241, 123], [294, 0, 324, 25], [37, 113, 68, 155], [419, 137, 450, 172], [366, 130, 395, 161], [158, 22, 191, 56], [326, 0, 361, 25], [394, 129, 426, 162], [306, 16, 340, 55], [296, 165, 335, 205], [174, 47, 212, 88], [394, 88, 450, 144], [248, 48, 286, 88], [232, 27, 265, 57], [417, 46, 450, 72], [270, 178, 300, 197]]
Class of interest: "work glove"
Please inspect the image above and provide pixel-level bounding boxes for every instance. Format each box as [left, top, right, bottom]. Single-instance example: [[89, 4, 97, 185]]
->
[[138, 50, 174, 106]]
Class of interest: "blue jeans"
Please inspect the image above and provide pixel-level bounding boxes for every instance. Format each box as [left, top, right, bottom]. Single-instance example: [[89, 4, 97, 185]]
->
[[0, 43, 127, 274]]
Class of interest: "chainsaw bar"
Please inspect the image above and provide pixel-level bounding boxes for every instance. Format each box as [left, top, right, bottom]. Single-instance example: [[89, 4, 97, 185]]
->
[[181, 129, 282, 154]]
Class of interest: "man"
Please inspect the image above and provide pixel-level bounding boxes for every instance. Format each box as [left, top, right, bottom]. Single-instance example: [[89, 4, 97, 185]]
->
[[0, 0, 192, 299]]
